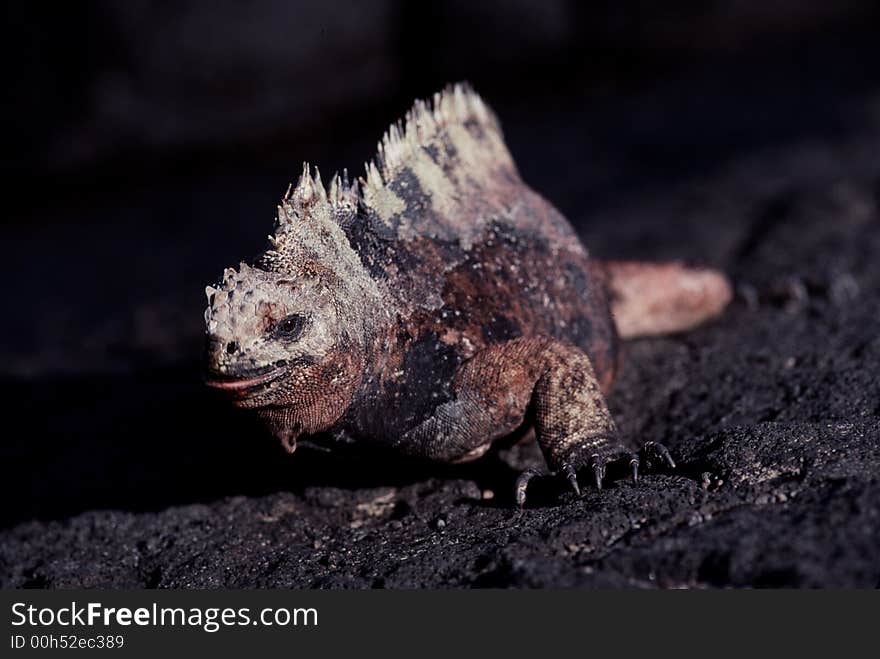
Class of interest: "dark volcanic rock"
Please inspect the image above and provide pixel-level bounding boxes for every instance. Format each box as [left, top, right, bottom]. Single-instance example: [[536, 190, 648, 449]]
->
[[3, 77, 880, 588]]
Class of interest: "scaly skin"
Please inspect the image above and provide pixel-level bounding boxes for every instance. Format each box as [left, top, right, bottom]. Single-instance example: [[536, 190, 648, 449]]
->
[[203, 84, 729, 504]]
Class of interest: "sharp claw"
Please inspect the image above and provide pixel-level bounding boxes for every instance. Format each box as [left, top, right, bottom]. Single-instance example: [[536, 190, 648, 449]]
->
[[630, 457, 639, 484], [643, 441, 676, 470], [562, 464, 581, 497], [515, 469, 540, 508], [515, 480, 528, 508], [592, 463, 604, 491]]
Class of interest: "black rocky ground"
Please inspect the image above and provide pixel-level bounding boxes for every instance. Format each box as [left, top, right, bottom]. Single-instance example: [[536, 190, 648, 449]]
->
[[2, 75, 879, 588]]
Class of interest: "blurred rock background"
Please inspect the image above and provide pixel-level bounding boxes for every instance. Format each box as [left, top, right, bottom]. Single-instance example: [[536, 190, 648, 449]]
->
[[8, 1, 879, 183]]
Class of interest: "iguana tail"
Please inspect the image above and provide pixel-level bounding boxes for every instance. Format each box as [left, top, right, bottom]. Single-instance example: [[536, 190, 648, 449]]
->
[[600, 260, 733, 339]]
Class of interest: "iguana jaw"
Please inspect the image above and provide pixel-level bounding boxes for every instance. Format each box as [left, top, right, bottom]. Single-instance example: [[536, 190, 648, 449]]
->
[[203, 363, 289, 398]]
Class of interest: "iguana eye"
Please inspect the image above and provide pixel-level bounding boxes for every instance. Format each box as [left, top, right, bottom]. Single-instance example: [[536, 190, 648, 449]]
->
[[273, 313, 307, 341]]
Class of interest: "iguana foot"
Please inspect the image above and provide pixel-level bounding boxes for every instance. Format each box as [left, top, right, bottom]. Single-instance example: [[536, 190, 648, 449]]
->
[[514, 441, 676, 508], [735, 272, 859, 311], [736, 278, 809, 310]]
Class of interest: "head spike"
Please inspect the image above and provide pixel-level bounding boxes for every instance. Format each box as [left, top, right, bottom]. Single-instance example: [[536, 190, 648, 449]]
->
[[328, 173, 339, 203], [296, 162, 313, 202], [313, 167, 327, 201]]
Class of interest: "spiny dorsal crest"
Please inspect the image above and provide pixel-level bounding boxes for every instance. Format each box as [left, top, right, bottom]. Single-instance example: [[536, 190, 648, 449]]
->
[[360, 83, 517, 235], [372, 82, 510, 178], [265, 83, 517, 259]]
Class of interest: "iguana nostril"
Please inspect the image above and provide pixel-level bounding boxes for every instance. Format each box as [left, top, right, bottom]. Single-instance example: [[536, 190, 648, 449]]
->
[[226, 341, 239, 355]]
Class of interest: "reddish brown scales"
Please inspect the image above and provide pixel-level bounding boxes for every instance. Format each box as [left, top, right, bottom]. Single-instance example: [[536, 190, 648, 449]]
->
[[202, 83, 732, 504]]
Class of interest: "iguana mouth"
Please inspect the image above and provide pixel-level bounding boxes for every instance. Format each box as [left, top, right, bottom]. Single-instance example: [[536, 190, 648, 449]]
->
[[203, 362, 288, 395]]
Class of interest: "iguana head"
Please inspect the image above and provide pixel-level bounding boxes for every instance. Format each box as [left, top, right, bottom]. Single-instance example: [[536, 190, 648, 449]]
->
[[203, 166, 384, 448], [203, 83, 513, 448]]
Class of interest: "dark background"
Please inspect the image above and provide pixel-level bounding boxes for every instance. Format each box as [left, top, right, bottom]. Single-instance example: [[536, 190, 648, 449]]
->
[[2, 1, 879, 588]]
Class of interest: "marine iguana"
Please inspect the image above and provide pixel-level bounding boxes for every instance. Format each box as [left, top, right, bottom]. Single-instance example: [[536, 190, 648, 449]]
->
[[203, 83, 732, 505]]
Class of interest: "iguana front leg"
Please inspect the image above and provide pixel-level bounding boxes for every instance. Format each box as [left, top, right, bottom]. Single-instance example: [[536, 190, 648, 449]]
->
[[399, 337, 673, 505]]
